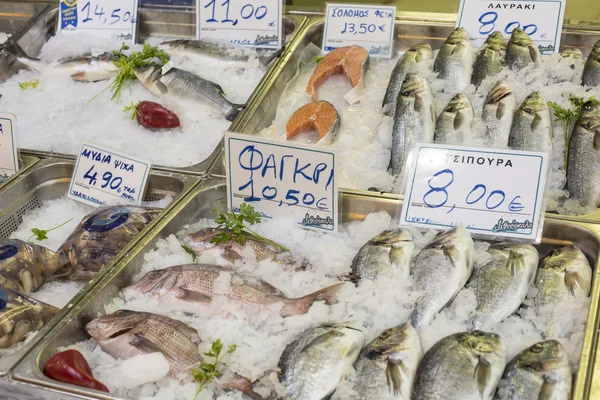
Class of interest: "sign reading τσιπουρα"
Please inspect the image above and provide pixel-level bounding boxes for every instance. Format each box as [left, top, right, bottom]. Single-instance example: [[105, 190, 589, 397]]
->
[[0, 113, 19, 186], [456, 0, 566, 55], [225, 132, 338, 233], [58, 0, 139, 42], [196, 0, 283, 49], [323, 3, 396, 58], [400, 143, 549, 242], [68, 142, 151, 208]]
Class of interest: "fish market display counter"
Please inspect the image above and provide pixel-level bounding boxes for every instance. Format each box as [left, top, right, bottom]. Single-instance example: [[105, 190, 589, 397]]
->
[[0, 154, 38, 189]]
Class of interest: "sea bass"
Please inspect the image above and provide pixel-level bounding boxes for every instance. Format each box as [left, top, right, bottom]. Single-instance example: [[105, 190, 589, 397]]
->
[[433, 27, 473, 92], [506, 28, 542, 71], [508, 92, 553, 153], [410, 227, 474, 330], [482, 81, 517, 147], [433, 93, 474, 145], [472, 31, 506, 86], [278, 323, 364, 400], [350, 229, 415, 280], [17, 52, 119, 82], [583, 40, 600, 87]]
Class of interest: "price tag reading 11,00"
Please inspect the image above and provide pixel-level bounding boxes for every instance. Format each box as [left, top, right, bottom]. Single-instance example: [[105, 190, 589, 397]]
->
[[401, 144, 549, 242], [59, 0, 139, 41]]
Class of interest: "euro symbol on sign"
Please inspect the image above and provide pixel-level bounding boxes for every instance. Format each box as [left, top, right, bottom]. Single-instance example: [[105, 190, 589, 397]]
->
[[378, 25, 385, 32], [269, 21, 275, 27]]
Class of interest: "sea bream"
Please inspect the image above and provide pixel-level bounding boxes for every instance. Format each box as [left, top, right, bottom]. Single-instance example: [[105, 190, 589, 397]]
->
[[506, 28, 542, 71], [508, 92, 553, 153], [482, 81, 517, 147], [285, 101, 341, 144], [472, 31, 506, 86], [583, 40, 600, 87], [17, 52, 119, 82], [433, 93, 474, 145], [433, 27, 473, 92], [560, 48, 585, 69]]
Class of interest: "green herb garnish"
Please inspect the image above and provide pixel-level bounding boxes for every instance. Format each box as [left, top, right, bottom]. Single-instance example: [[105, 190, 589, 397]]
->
[[28, 218, 73, 243], [314, 55, 324, 63], [18, 79, 39, 90], [181, 244, 197, 262], [123, 100, 140, 120], [211, 203, 289, 252], [192, 339, 237, 399]]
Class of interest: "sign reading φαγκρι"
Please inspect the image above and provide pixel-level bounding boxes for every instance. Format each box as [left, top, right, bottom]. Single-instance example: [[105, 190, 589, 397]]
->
[[0, 113, 19, 185], [225, 132, 338, 233], [68, 142, 151, 207], [401, 144, 549, 242], [456, 0, 566, 55], [323, 3, 396, 58], [59, 0, 139, 41]]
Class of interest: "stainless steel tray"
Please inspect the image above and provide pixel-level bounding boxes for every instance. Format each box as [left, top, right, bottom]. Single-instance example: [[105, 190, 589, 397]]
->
[[0, 154, 38, 190], [11, 180, 600, 400], [0, 156, 200, 376]]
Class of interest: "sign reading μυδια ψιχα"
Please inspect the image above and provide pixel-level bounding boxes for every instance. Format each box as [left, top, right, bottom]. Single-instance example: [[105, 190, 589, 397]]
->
[[0, 113, 19, 186]]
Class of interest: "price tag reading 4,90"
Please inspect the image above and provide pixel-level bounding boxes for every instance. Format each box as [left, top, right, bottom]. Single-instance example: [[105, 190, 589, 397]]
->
[[59, 0, 139, 41], [401, 144, 549, 242]]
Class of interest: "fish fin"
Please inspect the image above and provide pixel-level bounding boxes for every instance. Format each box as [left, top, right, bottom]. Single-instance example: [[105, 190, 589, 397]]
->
[[219, 371, 263, 399], [442, 245, 459, 268], [177, 287, 212, 303], [385, 359, 406, 396], [308, 282, 344, 305], [474, 355, 492, 398], [593, 131, 600, 150], [506, 250, 525, 276], [564, 270, 589, 296], [389, 246, 408, 267], [414, 95, 425, 113], [156, 80, 168, 95], [241, 277, 284, 296], [129, 333, 164, 355], [531, 113, 543, 131], [528, 45, 540, 64], [337, 273, 361, 283], [454, 112, 465, 131], [300, 331, 345, 353], [538, 375, 558, 400], [496, 102, 506, 121]]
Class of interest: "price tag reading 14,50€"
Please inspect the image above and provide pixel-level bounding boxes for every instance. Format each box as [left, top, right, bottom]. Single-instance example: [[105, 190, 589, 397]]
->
[[401, 144, 549, 242], [59, 0, 139, 41]]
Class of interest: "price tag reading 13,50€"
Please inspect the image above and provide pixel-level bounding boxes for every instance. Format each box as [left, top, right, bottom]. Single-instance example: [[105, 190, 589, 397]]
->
[[59, 0, 139, 41], [197, 0, 283, 49], [401, 144, 549, 242]]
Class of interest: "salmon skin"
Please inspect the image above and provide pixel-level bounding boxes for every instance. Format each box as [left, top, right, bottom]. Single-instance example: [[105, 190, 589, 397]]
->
[[286, 101, 341, 144], [306, 46, 370, 104]]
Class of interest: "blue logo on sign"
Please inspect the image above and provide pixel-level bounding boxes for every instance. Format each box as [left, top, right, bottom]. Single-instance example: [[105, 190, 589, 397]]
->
[[61, 0, 78, 30], [0, 241, 18, 261], [84, 208, 130, 233], [0, 287, 9, 310]]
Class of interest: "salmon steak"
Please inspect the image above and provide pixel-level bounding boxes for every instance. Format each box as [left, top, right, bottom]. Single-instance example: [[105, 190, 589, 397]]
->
[[286, 101, 341, 144], [306, 46, 370, 104]]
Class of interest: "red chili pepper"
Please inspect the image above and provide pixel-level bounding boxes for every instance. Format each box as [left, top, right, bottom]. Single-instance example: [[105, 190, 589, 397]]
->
[[43, 349, 109, 392], [136, 101, 181, 130]]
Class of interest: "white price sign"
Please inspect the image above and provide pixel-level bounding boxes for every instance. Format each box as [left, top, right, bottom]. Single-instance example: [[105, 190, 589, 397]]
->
[[197, 0, 283, 49], [0, 113, 19, 185], [225, 133, 338, 233], [68, 142, 151, 208], [59, 0, 139, 41], [456, 0, 566, 55], [323, 3, 396, 58], [401, 144, 549, 242]]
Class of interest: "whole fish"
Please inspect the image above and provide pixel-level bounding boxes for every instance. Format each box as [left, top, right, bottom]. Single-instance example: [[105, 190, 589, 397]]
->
[[410, 227, 474, 330], [472, 31, 506, 86], [135, 66, 243, 121], [482, 81, 517, 147], [433, 93, 474, 145], [495, 340, 572, 400], [560, 48, 585, 70], [354, 323, 422, 400], [0, 239, 69, 293], [389, 72, 436, 176], [508, 92, 553, 153], [350, 229, 415, 280], [412, 331, 505, 400], [128, 264, 343, 317], [583, 40, 600, 87], [382, 44, 432, 115], [567, 100, 600, 207], [278, 323, 364, 400], [433, 27, 473, 92], [17, 52, 118, 82], [0, 286, 58, 348], [506, 28, 542, 71], [469, 243, 538, 330]]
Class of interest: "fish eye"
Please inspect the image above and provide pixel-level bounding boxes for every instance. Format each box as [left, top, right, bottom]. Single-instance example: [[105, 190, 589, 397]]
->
[[532, 343, 544, 353], [379, 329, 392, 339], [584, 103, 594, 111], [114, 310, 129, 317], [148, 271, 162, 279], [401, 90, 411, 96], [473, 330, 484, 336]]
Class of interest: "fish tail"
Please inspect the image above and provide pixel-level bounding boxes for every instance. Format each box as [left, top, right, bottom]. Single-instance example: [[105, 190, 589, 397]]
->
[[307, 282, 345, 306], [226, 104, 245, 122]]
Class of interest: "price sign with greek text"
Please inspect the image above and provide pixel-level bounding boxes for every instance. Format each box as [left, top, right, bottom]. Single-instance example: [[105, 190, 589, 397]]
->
[[323, 3, 396, 58], [225, 133, 338, 233], [197, 0, 283, 49], [0, 114, 19, 186], [401, 144, 549, 242], [456, 0, 566, 55], [68, 142, 151, 207], [59, 0, 139, 41]]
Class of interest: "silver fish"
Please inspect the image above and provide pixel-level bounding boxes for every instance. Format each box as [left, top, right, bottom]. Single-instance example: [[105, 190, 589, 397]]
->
[[278, 323, 364, 400], [583, 40, 600, 87], [354, 323, 422, 400], [560, 48, 585, 71], [412, 331, 505, 400], [17, 52, 119, 82], [433, 27, 473, 92], [506, 28, 542, 71], [567, 100, 600, 207], [135, 66, 243, 121], [495, 340, 572, 400], [350, 229, 415, 280], [383, 44, 432, 116], [508, 92, 553, 153], [410, 227, 474, 330], [482, 81, 517, 147], [389, 72, 436, 176], [433, 93, 474, 145], [472, 31, 506, 86]]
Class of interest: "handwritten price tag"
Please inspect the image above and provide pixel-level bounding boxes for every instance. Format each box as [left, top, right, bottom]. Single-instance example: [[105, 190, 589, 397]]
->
[[401, 144, 549, 242], [59, 0, 139, 41], [323, 3, 396, 58], [68, 142, 151, 207], [197, 0, 283, 49], [0, 113, 19, 186], [456, 0, 566, 55], [225, 133, 338, 233]]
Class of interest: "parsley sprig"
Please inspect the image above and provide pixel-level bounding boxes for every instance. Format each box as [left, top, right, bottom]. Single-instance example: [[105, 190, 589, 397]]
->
[[123, 100, 141, 120], [181, 244, 197, 261], [18, 79, 39, 90], [192, 339, 237, 399], [28, 218, 73, 243], [314, 55, 324, 64]]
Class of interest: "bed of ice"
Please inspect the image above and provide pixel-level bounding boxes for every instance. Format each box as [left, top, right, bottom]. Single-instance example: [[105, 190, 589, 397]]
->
[[0, 32, 10, 44], [0, 32, 271, 167], [60, 211, 590, 399]]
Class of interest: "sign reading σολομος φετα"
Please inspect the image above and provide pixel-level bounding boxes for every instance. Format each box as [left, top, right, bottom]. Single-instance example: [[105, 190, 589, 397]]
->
[[0, 113, 19, 186], [225, 132, 338, 233], [400, 143, 549, 242], [323, 3, 396, 58], [68, 142, 151, 208], [197, 0, 283, 49], [58, 0, 139, 42], [456, 0, 566, 55]]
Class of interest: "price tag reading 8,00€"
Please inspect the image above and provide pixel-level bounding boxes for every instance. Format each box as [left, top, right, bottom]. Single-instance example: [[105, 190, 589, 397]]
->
[[401, 144, 550, 242], [59, 0, 139, 41]]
